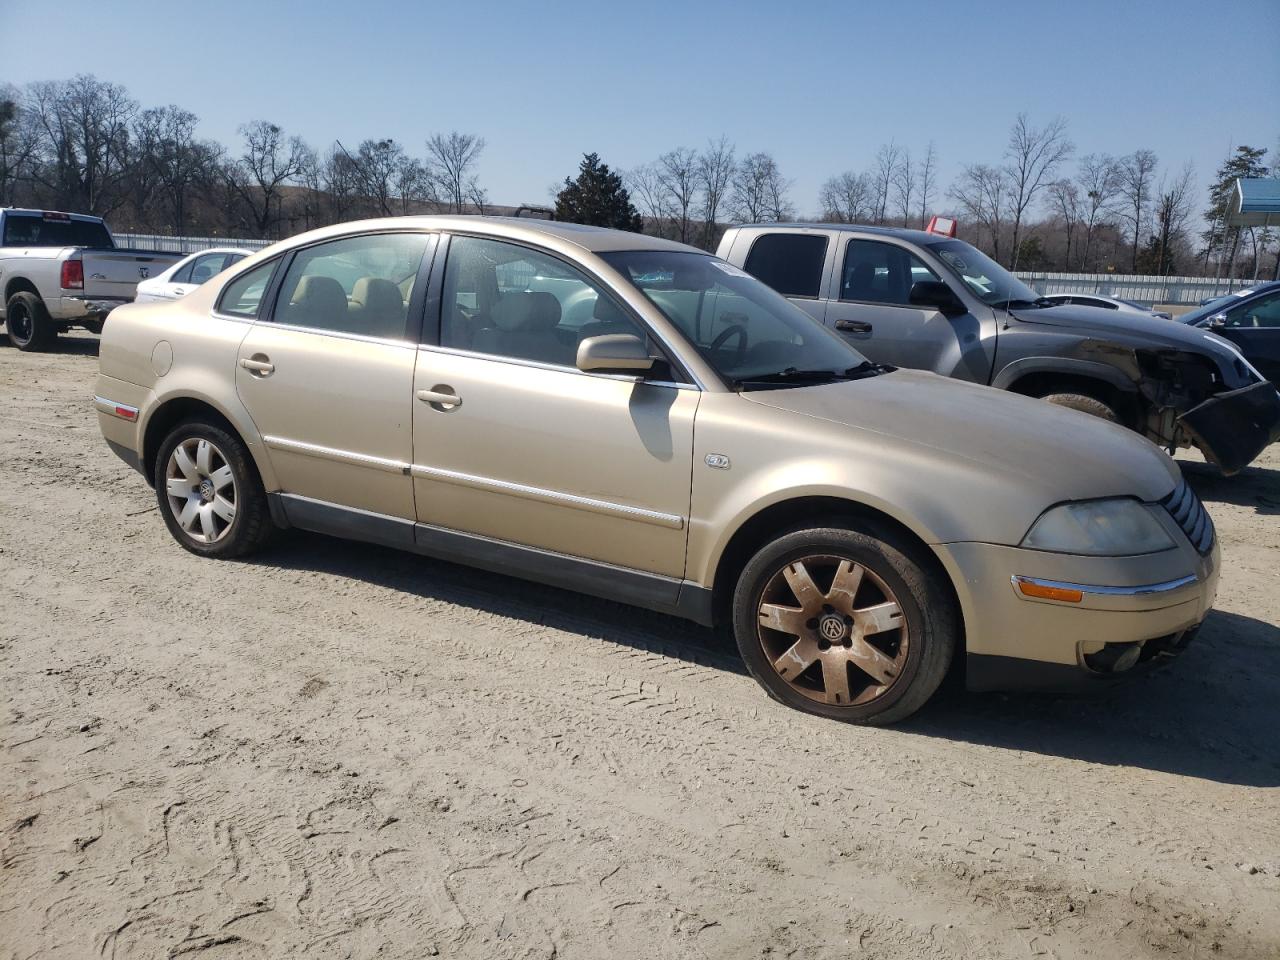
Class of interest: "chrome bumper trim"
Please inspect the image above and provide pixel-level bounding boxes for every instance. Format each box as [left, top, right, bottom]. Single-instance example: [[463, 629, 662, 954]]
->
[[93, 395, 139, 422], [1011, 573, 1199, 601]]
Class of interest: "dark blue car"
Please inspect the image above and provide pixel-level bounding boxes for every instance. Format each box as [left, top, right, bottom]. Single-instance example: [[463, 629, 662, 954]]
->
[[1180, 281, 1280, 386]]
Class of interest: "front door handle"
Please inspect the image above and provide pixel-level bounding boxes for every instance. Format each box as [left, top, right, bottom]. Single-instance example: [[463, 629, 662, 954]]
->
[[239, 356, 275, 376], [835, 319, 873, 333], [417, 386, 462, 410]]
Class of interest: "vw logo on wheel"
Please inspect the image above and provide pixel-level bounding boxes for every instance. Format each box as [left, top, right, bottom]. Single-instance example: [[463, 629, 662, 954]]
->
[[819, 614, 846, 642]]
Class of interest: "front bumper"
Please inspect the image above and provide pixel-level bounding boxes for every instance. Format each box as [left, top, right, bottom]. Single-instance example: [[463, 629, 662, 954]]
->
[[1179, 380, 1280, 475], [938, 532, 1219, 692]]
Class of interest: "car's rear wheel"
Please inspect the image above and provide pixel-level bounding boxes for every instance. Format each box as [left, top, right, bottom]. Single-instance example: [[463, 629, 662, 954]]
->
[[5, 292, 55, 351], [732, 525, 956, 725], [1039, 391, 1120, 423], [154, 420, 274, 558]]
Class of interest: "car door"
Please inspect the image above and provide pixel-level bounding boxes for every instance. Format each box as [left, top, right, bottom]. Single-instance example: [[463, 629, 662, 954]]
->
[[411, 234, 697, 579], [233, 231, 436, 521], [739, 231, 832, 324], [823, 237, 986, 380], [1216, 288, 1280, 385]]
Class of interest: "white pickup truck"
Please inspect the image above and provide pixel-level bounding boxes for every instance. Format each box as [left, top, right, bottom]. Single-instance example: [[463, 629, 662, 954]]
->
[[0, 208, 183, 351]]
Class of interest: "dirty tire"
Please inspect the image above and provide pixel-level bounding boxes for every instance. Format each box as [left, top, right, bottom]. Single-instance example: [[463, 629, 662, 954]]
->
[[5, 291, 56, 351], [154, 419, 275, 559], [732, 524, 956, 725], [1040, 392, 1119, 423]]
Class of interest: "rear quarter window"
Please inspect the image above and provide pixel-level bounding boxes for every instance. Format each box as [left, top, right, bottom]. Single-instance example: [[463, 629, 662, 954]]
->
[[743, 233, 828, 299], [217, 259, 278, 318]]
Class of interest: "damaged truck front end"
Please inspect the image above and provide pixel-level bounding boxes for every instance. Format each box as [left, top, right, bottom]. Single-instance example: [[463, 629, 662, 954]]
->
[[1134, 346, 1280, 475]]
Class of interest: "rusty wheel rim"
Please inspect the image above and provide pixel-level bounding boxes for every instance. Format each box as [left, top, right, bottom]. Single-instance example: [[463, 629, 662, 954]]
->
[[756, 555, 909, 707]]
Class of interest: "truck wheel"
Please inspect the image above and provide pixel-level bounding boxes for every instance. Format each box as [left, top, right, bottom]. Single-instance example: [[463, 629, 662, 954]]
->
[[1039, 392, 1119, 423], [154, 419, 276, 559], [732, 524, 956, 725], [4, 291, 56, 351]]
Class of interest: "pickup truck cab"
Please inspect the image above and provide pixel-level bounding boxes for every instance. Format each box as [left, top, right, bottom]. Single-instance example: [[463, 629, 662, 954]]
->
[[718, 224, 1280, 474], [0, 208, 182, 351]]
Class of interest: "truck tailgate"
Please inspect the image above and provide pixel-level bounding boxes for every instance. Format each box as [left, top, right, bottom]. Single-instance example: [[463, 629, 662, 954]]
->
[[80, 249, 180, 300]]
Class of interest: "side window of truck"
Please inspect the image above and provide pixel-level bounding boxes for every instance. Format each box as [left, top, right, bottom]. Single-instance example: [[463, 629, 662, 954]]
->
[[743, 234, 828, 299], [841, 239, 940, 306]]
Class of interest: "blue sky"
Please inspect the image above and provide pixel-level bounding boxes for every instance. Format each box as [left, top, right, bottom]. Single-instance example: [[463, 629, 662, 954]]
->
[[3, 0, 1276, 214]]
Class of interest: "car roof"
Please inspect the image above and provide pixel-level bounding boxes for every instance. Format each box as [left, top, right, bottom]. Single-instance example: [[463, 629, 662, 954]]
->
[[732, 222, 947, 244], [274, 215, 701, 256]]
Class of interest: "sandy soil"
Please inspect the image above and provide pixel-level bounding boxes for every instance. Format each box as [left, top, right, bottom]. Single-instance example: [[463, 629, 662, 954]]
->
[[2, 332, 1278, 960]]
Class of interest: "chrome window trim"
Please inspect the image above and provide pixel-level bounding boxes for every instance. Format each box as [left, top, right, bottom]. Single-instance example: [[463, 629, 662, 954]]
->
[[410, 463, 685, 530], [263, 435, 410, 475], [415, 342, 699, 391], [1010, 573, 1199, 600], [249, 318, 418, 349]]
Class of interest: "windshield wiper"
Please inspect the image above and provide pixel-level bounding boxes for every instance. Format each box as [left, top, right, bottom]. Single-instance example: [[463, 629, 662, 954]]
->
[[733, 362, 892, 389]]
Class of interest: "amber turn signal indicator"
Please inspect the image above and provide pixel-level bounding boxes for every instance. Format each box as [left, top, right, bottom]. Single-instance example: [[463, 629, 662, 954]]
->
[[1014, 577, 1083, 603]]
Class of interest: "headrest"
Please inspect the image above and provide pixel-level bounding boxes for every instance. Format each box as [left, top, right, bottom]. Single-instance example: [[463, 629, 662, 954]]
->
[[491, 291, 561, 332], [592, 295, 629, 323], [292, 274, 346, 308], [351, 277, 403, 315]]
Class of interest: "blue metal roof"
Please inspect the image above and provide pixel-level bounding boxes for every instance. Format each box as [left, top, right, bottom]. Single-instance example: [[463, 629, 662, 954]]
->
[[1229, 178, 1280, 226]]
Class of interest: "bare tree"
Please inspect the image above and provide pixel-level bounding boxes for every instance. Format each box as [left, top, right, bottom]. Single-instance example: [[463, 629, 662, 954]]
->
[[819, 171, 873, 223], [1145, 163, 1195, 275], [730, 152, 784, 223], [626, 163, 674, 237], [890, 147, 914, 227], [0, 85, 39, 207], [1004, 113, 1073, 269], [696, 136, 735, 250], [949, 164, 1008, 262], [26, 74, 137, 215], [135, 105, 216, 234], [1048, 178, 1080, 269], [657, 146, 698, 244], [348, 138, 406, 216], [426, 131, 485, 214], [226, 120, 310, 237], [870, 142, 902, 224], [1075, 153, 1121, 271], [1116, 149, 1157, 271], [395, 157, 436, 215], [916, 141, 937, 228]]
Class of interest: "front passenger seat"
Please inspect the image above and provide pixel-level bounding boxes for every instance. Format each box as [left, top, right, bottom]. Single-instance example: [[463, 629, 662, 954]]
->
[[473, 291, 566, 365]]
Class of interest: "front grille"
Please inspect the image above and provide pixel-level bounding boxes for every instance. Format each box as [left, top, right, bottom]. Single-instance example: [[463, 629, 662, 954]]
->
[[1159, 479, 1215, 555]]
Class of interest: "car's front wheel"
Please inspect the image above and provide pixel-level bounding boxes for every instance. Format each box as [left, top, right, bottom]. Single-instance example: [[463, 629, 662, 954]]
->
[[154, 420, 275, 558], [732, 524, 956, 725]]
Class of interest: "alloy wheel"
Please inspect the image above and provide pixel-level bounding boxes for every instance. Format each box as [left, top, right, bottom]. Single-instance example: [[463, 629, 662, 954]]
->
[[8, 303, 32, 343], [757, 555, 909, 707], [163, 437, 237, 543]]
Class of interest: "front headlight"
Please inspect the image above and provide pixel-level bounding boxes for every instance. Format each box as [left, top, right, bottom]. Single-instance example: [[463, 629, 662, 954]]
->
[[1021, 498, 1175, 556]]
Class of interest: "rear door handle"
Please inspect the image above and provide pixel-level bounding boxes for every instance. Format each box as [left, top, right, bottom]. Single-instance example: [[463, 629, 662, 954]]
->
[[417, 387, 462, 410], [835, 319, 873, 333], [239, 357, 275, 375]]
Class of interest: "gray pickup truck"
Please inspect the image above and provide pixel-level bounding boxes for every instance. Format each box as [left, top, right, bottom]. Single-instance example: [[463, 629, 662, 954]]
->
[[718, 223, 1280, 474], [0, 208, 182, 351]]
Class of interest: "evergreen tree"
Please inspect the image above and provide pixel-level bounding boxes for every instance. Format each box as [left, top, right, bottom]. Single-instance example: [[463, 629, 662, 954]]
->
[[554, 153, 642, 231], [1201, 145, 1269, 269]]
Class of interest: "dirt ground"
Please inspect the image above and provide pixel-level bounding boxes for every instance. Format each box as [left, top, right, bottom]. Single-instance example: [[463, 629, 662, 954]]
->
[[2, 332, 1278, 960]]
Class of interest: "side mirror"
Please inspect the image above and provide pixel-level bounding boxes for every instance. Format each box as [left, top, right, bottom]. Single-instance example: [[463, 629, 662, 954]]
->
[[908, 280, 966, 316], [576, 334, 656, 374], [1208, 313, 1228, 329]]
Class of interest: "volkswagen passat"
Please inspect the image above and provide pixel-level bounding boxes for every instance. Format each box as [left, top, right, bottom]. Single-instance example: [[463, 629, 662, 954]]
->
[[94, 218, 1219, 724]]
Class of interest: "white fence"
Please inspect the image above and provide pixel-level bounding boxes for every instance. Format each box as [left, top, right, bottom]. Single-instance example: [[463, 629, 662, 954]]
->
[[1013, 271, 1255, 306], [115, 232, 273, 254], [115, 232, 1258, 307]]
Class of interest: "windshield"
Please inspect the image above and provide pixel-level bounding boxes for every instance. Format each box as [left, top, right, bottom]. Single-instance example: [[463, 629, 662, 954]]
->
[[1179, 299, 1231, 325], [2, 214, 113, 249], [601, 250, 875, 387], [924, 238, 1040, 308]]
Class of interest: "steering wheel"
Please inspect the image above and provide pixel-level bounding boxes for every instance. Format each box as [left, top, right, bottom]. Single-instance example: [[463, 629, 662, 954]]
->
[[709, 324, 748, 361]]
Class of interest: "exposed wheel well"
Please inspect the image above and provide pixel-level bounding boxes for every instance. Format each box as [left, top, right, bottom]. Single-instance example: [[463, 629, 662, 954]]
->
[[1006, 371, 1141, 428], [142, 398, 240, 486], [4, 277, 41, 307], [709, 496, 965, 659]]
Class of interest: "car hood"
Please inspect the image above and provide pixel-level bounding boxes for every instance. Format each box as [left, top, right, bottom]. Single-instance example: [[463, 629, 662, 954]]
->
[[1013, 302, 1205, 345], [742, 369, 1180, 504]]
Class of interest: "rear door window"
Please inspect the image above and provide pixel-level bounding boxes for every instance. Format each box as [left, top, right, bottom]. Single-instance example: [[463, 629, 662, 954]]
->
[[840, 239, 940, 306], [743, 234, 828, 299]]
